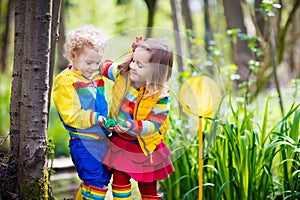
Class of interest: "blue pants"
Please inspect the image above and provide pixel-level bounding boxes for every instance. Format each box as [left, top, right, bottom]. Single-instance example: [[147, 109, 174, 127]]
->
[[69, 138, 111, 188]]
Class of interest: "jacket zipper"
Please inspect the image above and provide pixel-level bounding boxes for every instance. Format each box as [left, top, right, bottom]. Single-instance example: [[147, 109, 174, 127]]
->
[[134, 87, 145, 119], [134, 87, 153, 161], [114, 75, 129, 117]]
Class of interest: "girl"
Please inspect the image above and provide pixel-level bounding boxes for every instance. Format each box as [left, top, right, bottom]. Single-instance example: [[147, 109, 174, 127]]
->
[[100, 38, 174, 200], [52, 25, 111, 200]]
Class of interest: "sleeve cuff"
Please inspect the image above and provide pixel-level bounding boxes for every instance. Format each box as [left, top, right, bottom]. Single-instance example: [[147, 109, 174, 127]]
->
[[92, 112, 101, 125], [126, 120, 135, 132], [102, 60, 113, 77]]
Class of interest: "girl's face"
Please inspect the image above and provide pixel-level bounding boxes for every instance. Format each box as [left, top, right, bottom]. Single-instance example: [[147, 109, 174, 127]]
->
[[72, 46, 101, 78], [129, 47, 153, 88]]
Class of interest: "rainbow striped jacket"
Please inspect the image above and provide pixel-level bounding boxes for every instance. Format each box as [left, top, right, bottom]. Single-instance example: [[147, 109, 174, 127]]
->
[[103, 61, 170, 155], [52, 67, 109, 140]]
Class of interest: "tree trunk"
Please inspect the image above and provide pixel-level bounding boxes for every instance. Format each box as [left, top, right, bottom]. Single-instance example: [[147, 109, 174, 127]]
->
[[4, 0, 26, 198], [49, 0, 61, 93], [204, 0, 212, 57], [289, 6, 300, 77], [18, 0, 52, 196], [223, 0, 252, 82], [255, 0, 266, 39], [181, 0, 195, 59], [277, 0, 300, 64], [10, 0, 25, 165], [170, 0, 184, 72], [144, 0, 157, 38], [181, 0, 193, 31], [7, 0, 54, 198], [56, 1, 68, 73]]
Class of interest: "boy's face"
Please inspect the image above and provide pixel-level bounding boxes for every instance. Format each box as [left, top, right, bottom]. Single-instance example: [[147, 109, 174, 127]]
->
[[72, 46, 102, 78]]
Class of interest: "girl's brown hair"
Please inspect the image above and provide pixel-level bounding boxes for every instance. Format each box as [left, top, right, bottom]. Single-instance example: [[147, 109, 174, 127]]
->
[[118, 38, 173, 96]]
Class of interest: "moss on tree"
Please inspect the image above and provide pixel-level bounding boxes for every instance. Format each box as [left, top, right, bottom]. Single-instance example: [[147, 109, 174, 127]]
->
[[20, 174, 49, 200]]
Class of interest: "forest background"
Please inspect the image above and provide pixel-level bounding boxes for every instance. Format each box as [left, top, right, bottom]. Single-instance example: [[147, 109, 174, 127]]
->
[[0, 0, 299, 199]]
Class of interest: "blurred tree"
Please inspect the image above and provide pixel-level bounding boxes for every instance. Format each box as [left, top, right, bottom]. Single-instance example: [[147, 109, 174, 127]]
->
[[181, 0, 193, 33], [170, 0, 184, 71], [271, 0, 299, 114], [223, 0, 252, 83], [49, 0, 62, 91], [144, 0, 158, 37], [56, 1, 68, 73], [246, 0, 300, 113], [288, 8, 300, 77], [181, 0, 195, 59], [255, 0, 266, 39], [203, 0, 212, 57], [1, 0, 60, 198], [277, 0, 300, 66], [218, 0, 300, 113], [0, 0, 14, 73]]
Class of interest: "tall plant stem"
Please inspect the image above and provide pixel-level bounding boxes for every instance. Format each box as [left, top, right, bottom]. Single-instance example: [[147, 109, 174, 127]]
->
[[199, 116, 203, 200]]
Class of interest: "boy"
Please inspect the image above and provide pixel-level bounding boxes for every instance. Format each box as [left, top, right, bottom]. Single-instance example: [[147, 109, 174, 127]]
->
[[52, 25, 111, 200]]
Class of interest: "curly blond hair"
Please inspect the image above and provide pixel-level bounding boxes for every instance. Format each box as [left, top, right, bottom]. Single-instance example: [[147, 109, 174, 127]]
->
[[64, 25, 108, 61]]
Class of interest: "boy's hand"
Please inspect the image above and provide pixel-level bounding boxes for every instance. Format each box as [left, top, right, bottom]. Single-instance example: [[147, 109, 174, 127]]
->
[[97, 115, 105, 124]]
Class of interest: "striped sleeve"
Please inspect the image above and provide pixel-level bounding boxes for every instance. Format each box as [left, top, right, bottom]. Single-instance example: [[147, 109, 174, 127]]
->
[[102, 60, 119, 82], [52, 74, 98, 129], [128, 96, 170, 135]]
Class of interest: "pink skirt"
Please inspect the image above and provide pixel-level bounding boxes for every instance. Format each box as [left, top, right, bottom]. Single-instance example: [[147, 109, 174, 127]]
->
[[103, 135, 174, 182]]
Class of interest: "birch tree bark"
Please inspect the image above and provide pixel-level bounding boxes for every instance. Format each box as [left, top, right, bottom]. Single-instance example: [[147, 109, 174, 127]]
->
[[17, 0, 52, 197], [6, 0, 58, 198]]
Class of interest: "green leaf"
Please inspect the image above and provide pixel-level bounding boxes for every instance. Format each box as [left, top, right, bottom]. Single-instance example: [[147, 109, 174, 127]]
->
[[216, 181, 231, 200]]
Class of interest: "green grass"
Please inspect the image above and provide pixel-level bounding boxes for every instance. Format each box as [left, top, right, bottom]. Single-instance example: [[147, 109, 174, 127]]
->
[[50, 176, 81, 199], [48, 101, 70, 157], [163, 92, 299, 199], [0, 73, 11, 152]]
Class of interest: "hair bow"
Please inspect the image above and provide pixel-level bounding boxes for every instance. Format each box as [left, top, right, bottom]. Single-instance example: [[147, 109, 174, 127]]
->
[[131, 36, 145, 52]]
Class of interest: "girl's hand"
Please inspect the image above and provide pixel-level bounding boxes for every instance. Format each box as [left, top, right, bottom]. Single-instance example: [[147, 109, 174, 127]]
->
[[99, 60, 112, 74], [113, 121, 131, 133], [98, 116, 114, 131]]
